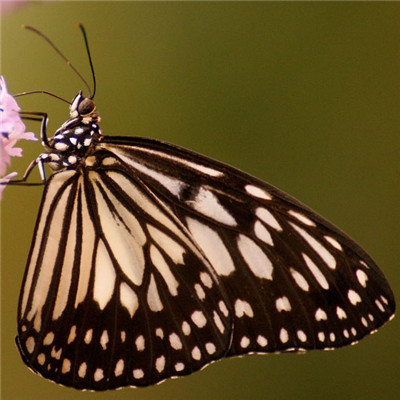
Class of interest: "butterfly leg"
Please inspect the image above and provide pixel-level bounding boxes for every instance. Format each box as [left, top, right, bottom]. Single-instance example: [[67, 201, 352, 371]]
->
[[2, 111, 52, 186]]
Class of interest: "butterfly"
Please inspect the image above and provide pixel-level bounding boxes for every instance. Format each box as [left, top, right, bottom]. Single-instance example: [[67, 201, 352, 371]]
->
[[13, 25, 395, 391]]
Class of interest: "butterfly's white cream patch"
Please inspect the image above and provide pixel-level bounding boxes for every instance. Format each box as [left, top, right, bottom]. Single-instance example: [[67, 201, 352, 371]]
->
[[324, 235, 343, 251], [245, 184, 272, 200], [78, 362, 87, 378], [279, 328, 289, 343], [191, 310, 207, 328], [289, 268, 310, 292], [237, 234, 273, 280], [255, 207, 282, 231], [254, 220, 274, 246], [205, 342, 216, 354], [191, 187, 237, 226], [257, 335, 268, 347], [100, 330, 109, 350], [291, 223, 336, 270], [147, 274, 163, 312], [302, 253, 329, 290], [234, 299, 254, 318], [114, 359, 124, 377], [288, 210, 316, 227], [169, 333, 183, 350], [213, 311, 225, 334], [135, 335, 145, 352], [155, 355, 166, 373], [120, 282, 139, 317], [187, 218, 235, 276], [133, 369, 144, 379], [191, 346, 201, 360], [93, 239, 117, 309], [347, 289, 362, 306], [148, 224, 185, 264], [275, 296, 291, 312], [315, 308, 328, 321], [150, 245, 179, 296]]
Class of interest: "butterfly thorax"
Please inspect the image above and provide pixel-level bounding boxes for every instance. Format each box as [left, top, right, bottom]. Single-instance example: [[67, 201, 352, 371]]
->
[[40, 91, 102, 171]]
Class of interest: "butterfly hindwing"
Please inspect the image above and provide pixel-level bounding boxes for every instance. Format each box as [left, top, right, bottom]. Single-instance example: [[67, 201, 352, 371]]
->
[[17, 165, 232, 390]]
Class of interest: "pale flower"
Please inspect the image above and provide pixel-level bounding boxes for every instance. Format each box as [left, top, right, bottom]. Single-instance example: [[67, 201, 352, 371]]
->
[[0, 76, 37, 198]]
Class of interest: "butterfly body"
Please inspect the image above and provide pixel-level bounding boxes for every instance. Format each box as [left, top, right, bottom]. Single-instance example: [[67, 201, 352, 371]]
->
[[15, 92, 395, 390]]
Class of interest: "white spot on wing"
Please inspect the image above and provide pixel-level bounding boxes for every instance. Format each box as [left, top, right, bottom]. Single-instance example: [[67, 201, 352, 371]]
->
[[147, 274, 164, 312], [257, 335, 268, 347], [68, 326, 77, 344], [133, 369, 144, 379], [191, 346, 201, 360], [289, 268, 310, 292], [150, 245, 179, 296], [93, 240, 116, 309], [155, 356, 165, 373], [100, 330, 109, 350], [175, 362, 185, 372], [302, 253, 329, 290], [148, 224, 185, 264], [324, 235, 343, 251], [78, 362, 87, 378], [356, 269, 368, 288], [169, 333, 183, 350], [43, 332, 54, 345], [234, 299, 254, 318], [336, 307, 347, 320], [291, 223, 336, 270], [219, 300, 229, 317], [191, 310, 207, 328], [182, 321, 191, 336], [315, 308, 328, 321], [120, 282, 139, 317], [348, 289, 362, 305], [245, 184, 272, 200], [191, 187, 237, 226], [288, 210, 316, 226], [255, 207, 282, 231], [135, 335, 145, 351], [297, 330, 307, 342], [200, 272, 213, 288], [187, 218, 235, 276], [275, 296, 292, 312], [254, 221, 274, 246], [279, 328, 289, 343], [206, 342, 216, 354], [194, 283, 206, 300], [237, 234, 273, 280], [62, 359, 71, 374], [240, 336, 250, 348], [213, 311, 225, 334], [114, 359, 124, 377], [84, 329, 93, 344]]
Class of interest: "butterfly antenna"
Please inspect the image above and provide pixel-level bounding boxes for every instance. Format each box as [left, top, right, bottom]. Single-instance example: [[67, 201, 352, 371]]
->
[[14, 90, 70, 104], [22, 25, 93, 98], [76, 23, 96, 99]]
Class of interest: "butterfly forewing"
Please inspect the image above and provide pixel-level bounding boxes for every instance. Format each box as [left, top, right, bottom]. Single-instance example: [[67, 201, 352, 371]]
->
[[100, 136, 395, 354]]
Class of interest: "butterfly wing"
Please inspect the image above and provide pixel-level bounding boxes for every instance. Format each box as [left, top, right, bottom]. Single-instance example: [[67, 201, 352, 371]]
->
[[17, 165, 232, 390], [17, 135, 395, 390], [100, 136, 395, 355]]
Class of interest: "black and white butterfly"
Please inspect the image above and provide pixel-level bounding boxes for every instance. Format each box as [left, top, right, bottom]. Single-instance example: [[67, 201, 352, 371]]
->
[[14, 26, 395, 391]]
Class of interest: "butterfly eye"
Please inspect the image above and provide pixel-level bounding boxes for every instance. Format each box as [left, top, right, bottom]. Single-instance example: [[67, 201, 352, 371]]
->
[[78, 98, 95, 116]]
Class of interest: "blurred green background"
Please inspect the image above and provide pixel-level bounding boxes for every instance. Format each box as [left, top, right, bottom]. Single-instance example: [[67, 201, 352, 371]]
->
[[1, 2, 399, 399]]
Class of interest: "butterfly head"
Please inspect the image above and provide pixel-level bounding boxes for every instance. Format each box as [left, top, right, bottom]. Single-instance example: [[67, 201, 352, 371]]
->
[[41, 91, 102, 171]]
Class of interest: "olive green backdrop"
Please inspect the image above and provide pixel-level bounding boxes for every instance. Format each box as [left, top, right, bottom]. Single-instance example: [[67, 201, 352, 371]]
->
[[1, 2, 399, 400]]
